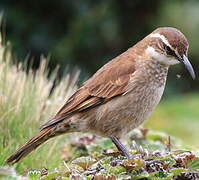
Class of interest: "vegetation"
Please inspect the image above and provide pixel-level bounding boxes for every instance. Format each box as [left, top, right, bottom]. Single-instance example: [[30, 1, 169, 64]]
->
[[0, 26, 199, 179], [1, 131, 199, 179], [0, 32, 79, 172]]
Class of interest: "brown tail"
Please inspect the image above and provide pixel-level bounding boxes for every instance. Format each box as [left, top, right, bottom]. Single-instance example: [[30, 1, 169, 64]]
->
[[6, 126, 55, 164]]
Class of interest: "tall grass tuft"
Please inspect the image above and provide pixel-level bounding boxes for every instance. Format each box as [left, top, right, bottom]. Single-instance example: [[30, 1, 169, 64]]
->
[[0, 30, 79, 172]]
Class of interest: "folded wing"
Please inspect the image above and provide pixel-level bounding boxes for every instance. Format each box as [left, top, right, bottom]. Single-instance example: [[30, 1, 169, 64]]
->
[[40, 52, 136, 130]]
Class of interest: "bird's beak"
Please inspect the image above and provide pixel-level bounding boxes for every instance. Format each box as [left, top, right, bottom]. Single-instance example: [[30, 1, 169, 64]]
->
[[178, 55, 196, 79]]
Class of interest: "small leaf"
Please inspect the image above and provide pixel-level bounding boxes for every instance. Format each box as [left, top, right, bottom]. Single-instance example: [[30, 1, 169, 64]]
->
[[122, 158, 145, 171], [103, 164, 126, 174], [41, 172, 61, 180], [100, 156, 113, 165], [187, 157, 199, 170], [130, 171, 149, 180], [103, 151, 121, 157], [28, 170, 41, 180], [72, 156, 97, 170], [149, 171, 168, 179], [170, 168, 186, 176]]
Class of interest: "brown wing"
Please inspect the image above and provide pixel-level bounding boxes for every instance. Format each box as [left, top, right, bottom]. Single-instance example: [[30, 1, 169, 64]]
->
[[40, 51, 136, 130]]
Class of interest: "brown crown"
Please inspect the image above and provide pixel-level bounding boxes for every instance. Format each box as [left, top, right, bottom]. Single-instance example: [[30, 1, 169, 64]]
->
[[153, 27, 189, 56]]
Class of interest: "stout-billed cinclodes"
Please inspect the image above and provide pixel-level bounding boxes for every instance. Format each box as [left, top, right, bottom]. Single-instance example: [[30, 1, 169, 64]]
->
[[6, 27, 195, 164]]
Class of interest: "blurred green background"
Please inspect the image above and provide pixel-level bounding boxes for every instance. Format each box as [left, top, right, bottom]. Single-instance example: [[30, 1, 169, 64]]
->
[[0, 0, 198, 95], [0, 0, 199, 172]]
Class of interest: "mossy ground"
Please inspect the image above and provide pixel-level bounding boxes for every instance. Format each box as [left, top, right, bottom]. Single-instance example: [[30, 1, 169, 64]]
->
[[1, 129, 199, 179]]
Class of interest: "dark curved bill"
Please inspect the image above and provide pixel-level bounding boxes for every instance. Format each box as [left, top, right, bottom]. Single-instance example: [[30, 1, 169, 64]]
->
[[179, 55, 196, 79]]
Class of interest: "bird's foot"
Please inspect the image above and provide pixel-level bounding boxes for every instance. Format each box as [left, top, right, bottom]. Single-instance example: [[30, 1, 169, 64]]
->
[[110, 136, 135, 159], [120, 148, 135, 159], [122, 151, 135, 159]]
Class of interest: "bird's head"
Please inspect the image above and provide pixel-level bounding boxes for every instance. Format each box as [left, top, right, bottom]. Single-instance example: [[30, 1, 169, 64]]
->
[[144, 27, 195, 79]]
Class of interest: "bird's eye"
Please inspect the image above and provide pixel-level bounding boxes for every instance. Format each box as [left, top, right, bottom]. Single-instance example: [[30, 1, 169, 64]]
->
[[165, 45, 177, 57]]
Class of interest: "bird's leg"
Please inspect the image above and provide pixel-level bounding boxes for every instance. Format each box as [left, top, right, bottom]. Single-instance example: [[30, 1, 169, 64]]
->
[[110, 136, 134, 159]]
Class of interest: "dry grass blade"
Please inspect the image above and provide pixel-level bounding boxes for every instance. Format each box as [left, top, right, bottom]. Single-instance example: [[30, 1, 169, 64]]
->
[[0, 27, 79, 171]]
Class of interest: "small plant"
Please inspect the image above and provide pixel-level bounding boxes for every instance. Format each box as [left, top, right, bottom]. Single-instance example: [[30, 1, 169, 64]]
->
[[28, 170, 41, 180]]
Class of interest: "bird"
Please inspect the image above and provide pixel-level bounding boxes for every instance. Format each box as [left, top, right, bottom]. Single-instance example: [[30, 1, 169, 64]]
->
[[6, 27, 195, 164]]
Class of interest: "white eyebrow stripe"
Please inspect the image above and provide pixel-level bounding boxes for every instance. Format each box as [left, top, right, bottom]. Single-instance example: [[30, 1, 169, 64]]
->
[[150, 33, 181, 57], [150, 33, 171, 48]]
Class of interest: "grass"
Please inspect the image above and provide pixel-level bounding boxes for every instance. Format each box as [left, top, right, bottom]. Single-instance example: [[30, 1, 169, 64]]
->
[[146, 94, 199, 147], [0, 34, 79, 172], [0, 26, 198, 178]]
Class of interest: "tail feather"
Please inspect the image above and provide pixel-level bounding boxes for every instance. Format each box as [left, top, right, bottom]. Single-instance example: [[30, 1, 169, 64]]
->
[[6, 127, 55, 164]]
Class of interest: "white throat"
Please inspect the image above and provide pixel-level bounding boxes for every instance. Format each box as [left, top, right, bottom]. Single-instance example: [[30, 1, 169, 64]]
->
[[146, 46, 179, 66]]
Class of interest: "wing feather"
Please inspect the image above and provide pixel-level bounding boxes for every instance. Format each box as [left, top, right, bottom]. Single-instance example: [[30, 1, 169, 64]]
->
[[40, 51, 136, 130]]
